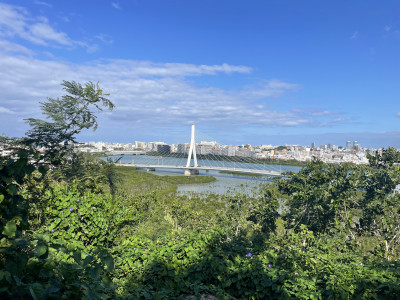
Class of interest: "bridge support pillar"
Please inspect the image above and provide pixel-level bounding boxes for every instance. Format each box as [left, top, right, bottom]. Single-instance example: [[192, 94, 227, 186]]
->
[[184, 169, 199, 176]]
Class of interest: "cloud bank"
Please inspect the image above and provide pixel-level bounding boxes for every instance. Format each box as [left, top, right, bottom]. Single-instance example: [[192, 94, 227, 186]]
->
[[0, 53, 339, 131], [0, 2, 349, 143]]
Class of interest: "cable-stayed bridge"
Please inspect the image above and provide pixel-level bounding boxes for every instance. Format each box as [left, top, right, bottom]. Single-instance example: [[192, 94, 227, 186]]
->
[[115, 125, 285, 177], [117, 164, 283, 177]]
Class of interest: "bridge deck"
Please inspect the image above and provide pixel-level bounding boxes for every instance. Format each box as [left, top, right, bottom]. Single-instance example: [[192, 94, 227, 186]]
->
[[116, 163, 283, 176]]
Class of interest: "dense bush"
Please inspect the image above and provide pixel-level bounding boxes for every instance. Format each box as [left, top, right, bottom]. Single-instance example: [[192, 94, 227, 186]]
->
[[3, 150, 400, 299]]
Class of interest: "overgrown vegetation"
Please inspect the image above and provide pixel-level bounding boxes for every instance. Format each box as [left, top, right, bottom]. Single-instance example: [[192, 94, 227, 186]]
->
[[1, 81, 400, 299]]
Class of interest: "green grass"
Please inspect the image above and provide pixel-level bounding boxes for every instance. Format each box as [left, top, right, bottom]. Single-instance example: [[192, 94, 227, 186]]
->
[[162, 175, 216, 184], [219, 170, 265, 178], [114, 166, 215, 196]]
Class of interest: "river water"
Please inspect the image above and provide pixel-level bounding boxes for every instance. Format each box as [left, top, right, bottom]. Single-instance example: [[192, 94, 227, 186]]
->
[[112, 155, 302, 197]]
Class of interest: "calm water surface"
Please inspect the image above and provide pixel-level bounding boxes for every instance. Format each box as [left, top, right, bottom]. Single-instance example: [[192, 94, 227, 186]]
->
[[111, 155, 301, 197]]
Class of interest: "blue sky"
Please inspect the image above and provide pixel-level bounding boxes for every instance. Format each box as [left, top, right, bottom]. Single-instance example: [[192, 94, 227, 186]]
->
[[0, 0, 399, 148]]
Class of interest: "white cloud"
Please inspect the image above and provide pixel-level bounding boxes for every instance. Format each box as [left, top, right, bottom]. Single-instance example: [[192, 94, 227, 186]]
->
[[350, 31, 359, 39], [291, 109, 333, 117], [0, 3, 27, 37], [0, 106, 15, 114], [34, 1, 52, 8], [0, 51, 343, 136], [111, 2, 121, 10], [71, 59, 251, 78], [332, 117, 352, 123], [243, 79, 299, 99], [385, 25, 391, 32], [0, 39, 34, 55], [29, 22, 72, 45], [0, 3, 89, 49], [95, 34, 113, 45]]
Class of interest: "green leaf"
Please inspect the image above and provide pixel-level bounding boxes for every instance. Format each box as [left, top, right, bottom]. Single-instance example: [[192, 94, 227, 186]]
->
[[6, 184, 18, 196], [29, 283, 45, 300], [73, 251, 82, 264], [43, 286, 60, 296], [5, 254, 28, 274], [102, 254, 114, 272], [38, 165, 49, 175], [35, 240, 47, 257], [3, 221, 17, 237], [0, 270, 6, 281]]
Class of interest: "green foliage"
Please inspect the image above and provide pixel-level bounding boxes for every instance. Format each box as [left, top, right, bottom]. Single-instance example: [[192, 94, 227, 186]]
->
[[219, 170, 265, 178], [364, 148, 400, 201], [0, 155, 117, 299], [367, 147, 400, 169], [279, 160, 363, 233], [37, 185, 116, 248], [110, 222, 400, 299], [51, 152, 122, 198], [360, 148, 400, 260], [24, 81, 114, 165], [162, 175, 216, 184], [0, 81, 117, 299], [248, 185, 280, 234]]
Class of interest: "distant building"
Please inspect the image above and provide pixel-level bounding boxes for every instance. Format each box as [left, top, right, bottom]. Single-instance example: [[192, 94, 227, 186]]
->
[[219, 145, 237, 156], [236, 147, 252, 158], [260, 144, 275, 150], [198, 144, 213, 155], [157, 144, 171, 154], [346, 141, 351, 150], [135, 141, 146, 149], [176, 144, 187, 154], [147, 142, 167, 152]]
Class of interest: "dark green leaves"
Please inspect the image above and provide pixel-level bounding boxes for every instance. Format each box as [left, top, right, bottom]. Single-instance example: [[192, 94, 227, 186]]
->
[[2, 221, 17, 237], [35, 240, 48, 258], [100, 253, 114, 272], [279, 160, 362, 233]]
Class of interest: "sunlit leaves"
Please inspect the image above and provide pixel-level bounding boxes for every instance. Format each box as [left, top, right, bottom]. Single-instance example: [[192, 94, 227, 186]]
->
[[2, 221, 16, 237]]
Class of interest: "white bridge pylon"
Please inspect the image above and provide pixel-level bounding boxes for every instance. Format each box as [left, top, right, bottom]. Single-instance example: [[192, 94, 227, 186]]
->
[[184, 124, 199, 175], [186, 124, 198, 168]]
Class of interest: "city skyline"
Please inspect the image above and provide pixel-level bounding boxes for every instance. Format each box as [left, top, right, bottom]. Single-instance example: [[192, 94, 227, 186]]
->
[[87, 138, 367, 150], [79, 138, 373, 165], [0, 1, 399, 148]]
